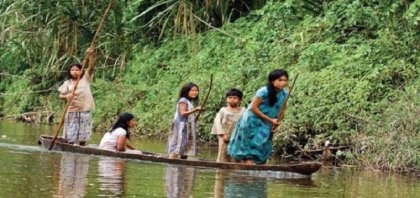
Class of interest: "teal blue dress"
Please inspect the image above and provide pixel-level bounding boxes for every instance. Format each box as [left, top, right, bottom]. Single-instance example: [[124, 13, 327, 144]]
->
[[227, 86, 287, 165]]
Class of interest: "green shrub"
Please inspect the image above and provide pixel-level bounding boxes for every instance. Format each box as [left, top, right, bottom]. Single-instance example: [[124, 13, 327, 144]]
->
[[1, 0, 418, 172]]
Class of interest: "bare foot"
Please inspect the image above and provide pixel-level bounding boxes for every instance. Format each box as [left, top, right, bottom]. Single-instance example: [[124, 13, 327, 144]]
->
[[168, 153, 178, 159], [244, 159, 253, 165]]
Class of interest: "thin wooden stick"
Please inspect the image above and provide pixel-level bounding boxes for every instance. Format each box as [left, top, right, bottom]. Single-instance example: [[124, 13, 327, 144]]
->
[[195, 74, 213, 122], [270, 73, 299, 140], [49, 0, 114, 150], [276, 73, 300, 122]]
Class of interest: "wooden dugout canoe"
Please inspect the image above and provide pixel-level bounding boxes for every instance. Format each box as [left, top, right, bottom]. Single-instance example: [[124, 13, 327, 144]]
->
[[38, 135, 321, 176]]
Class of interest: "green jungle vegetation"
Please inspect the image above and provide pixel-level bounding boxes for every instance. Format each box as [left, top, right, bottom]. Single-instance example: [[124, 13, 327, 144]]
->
[[0, 0, 419, 173]]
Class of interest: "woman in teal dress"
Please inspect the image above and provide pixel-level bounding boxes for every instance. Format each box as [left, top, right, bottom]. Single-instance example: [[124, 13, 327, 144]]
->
[[228, 69, 289, 165]]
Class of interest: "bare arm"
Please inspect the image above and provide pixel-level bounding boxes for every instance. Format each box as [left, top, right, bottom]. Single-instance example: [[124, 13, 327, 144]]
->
[[250, 96, 280, 127], [178, 102, 203, 117], [125, 140, 136, 150], [116, 135, 127, 152], [211, 109, 224, 135], [271, 103, 287, 132], [222, 134, 230, 142], [59, 92, 69, 100], [59, 92, 77, 100], [86, 47, 95, 79]]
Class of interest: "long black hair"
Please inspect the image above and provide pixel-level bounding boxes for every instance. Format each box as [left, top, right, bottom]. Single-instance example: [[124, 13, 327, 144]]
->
[[267, 69, 288, 106], [67, 63, 84, 80], [179, 82, 199, 102], [110, 112, 135, 139]]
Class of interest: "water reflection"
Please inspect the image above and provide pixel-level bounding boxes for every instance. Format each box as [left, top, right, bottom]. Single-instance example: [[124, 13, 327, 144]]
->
[[213, 169, 317, 198], [214, 170, 226, 198], [57, 153, 90, 197], [97, 157, 126, 197], [1, 120, 419, 198], [213, 169, 268, 198], [278, 177, 316, 187], [164, 165, 196, 198]]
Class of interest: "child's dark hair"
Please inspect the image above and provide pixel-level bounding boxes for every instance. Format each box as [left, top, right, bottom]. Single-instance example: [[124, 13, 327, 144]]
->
[[226, 88, 243, 100], [267, 69, 288, 106], [67, 63, 84, 79], [110, 112, 134, 139], [179, 82, 199, 101]]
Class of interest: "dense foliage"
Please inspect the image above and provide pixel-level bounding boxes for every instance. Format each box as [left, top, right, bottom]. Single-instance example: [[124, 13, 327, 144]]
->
[[1, 0, 419, 173]]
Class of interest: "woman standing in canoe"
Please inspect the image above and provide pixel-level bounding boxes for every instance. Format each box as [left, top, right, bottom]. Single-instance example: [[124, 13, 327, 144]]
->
[[58, 47, 95, 146], [228, 69, 289, 165]]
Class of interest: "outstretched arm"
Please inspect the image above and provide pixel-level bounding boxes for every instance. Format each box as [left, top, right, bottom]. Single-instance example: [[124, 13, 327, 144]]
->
[[86, 47, 95, 79], [179, 102, 204, 117], [125, 140, 137, 150]]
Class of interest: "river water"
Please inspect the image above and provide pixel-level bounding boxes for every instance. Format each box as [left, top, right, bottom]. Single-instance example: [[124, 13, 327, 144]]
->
[[0, 120, 418, 197]]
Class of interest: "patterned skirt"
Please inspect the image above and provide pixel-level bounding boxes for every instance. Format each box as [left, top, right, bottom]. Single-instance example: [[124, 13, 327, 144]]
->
[[167, 121, 197, 156], [227, 112, 273, 165], [64, 112, 93, 143]]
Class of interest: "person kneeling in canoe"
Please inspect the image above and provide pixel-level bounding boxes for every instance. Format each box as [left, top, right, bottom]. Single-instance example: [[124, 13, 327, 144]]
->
[[99, 112, 142, 154]]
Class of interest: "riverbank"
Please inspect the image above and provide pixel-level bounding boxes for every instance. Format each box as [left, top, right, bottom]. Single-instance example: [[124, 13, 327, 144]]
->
[[1, 1, 419, 174]]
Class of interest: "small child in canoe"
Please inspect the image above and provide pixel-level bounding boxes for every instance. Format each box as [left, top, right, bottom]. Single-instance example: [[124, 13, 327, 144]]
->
[[211, 88, 245, 162], [99, 112, 142, 154]]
